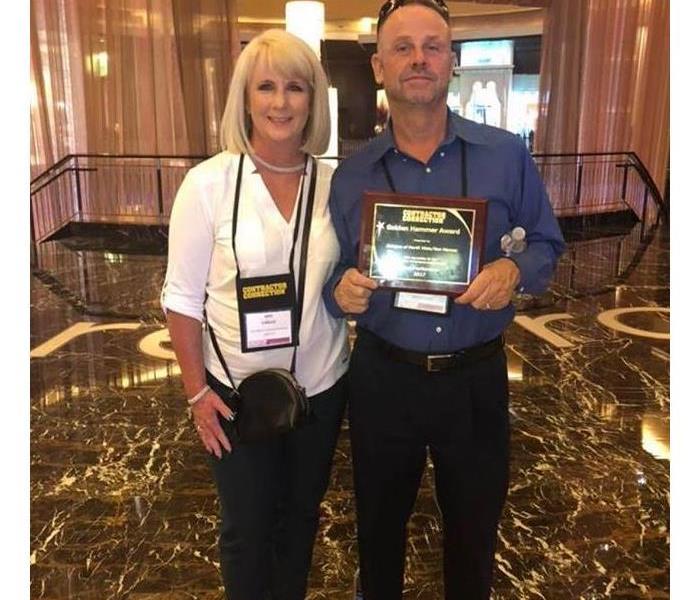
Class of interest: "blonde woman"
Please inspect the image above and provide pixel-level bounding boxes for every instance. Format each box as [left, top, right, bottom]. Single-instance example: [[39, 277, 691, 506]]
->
[[161, 29, 348, 600]]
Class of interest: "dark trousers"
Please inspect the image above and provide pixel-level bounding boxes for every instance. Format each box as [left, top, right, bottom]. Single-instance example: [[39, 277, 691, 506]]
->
[[207, 373, 347, 600], [348, 332, 510, 600]]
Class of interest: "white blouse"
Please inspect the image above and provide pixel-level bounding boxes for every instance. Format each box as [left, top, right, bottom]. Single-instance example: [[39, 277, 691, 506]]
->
[[161, 152, 349, 396]]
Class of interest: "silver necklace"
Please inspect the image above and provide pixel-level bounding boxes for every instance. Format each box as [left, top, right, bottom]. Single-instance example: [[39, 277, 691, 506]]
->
[[251, 153, 306, 174]]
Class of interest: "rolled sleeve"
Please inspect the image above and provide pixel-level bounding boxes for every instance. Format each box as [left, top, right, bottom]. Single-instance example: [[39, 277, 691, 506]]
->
[[160, 171, 215, 321]]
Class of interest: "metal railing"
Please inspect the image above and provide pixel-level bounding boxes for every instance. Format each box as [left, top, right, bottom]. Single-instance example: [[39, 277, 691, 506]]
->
[[531, 151, 666, 229], [31, 150, 666, 244], [31, 154, 208, 243]]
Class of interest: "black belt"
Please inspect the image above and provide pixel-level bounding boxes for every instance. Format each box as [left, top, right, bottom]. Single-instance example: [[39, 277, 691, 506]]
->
[[358, 327, 504, 373]]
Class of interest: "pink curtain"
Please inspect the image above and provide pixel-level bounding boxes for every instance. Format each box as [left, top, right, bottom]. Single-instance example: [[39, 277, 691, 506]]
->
[[536, 0, 669, 205], [30, 0, 240, 178]]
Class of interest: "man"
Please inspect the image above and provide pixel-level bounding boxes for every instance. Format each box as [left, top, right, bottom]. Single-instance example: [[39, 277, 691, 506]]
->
[[322, 1, 565, 598]]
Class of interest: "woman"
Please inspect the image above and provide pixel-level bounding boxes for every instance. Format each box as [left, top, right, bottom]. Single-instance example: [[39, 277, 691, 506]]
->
[[161, 29, 348, 600]]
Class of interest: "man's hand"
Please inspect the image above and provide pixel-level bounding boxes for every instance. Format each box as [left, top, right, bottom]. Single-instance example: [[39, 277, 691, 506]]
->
[[333, 268, 378, 314], [454, 258, 520, 310]]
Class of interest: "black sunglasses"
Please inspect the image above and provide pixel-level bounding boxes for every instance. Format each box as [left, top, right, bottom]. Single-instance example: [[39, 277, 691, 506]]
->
[[377, 0, 450, 32]]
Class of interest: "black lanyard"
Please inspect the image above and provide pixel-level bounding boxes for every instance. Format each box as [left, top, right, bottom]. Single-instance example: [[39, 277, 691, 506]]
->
[[231, 154, 310, 279], [380, 138, 468, 196], [207, 154, 318, 382]]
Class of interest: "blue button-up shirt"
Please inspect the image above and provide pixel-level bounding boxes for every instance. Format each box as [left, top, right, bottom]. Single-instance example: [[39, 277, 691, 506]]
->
[[323, 110, 565, 353]]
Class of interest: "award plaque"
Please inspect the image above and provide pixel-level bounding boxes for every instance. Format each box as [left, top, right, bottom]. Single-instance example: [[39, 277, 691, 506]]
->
[[358, 191, 488, 297]]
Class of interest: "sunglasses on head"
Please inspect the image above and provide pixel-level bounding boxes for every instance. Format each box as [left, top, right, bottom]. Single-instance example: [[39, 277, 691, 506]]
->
[[377, 0, 450, 32]]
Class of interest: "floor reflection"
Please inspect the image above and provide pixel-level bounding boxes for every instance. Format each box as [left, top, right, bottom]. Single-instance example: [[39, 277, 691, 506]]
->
[[30, 220, 670, 599]]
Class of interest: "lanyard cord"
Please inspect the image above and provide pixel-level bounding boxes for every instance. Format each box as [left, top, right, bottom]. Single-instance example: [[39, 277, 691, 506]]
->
[[231, 154, 308, 276], [380, 138, 468, 196]]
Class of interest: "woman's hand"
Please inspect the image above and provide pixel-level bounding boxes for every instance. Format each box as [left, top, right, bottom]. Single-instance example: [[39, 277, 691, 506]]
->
[[165, 311, 236, 459], [191, 389, 235, 458]]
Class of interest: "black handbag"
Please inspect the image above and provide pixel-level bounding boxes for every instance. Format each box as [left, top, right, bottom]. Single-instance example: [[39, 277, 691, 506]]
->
[[212, 367, 310, 444], [205, 156, 316, 444]]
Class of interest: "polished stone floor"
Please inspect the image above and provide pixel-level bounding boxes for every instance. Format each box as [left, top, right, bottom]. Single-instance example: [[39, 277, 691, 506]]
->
[[30, 217, 669, 599]]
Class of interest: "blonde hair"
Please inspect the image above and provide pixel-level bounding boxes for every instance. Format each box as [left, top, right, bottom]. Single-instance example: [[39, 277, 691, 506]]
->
[[220, 29, 331, 156]]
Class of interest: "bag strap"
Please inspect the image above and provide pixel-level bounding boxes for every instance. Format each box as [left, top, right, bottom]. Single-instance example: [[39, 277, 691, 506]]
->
[[206, 155, 318, 389], [207, 322, 239, 394]]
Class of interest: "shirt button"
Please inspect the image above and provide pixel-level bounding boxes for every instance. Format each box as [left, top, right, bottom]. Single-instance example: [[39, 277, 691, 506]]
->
[[425, 167, 432, 173], [435, 326, 442, 333], [440, 152, 445, 157], [393, 149, 398, 154]]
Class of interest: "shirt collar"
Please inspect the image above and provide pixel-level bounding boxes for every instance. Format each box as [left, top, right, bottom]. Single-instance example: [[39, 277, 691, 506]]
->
[[361, 108, 493, 165]]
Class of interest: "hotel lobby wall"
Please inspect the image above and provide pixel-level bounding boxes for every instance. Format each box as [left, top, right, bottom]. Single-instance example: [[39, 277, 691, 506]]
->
[[30, 0, 240, 177], [535, 0, 669, 194]]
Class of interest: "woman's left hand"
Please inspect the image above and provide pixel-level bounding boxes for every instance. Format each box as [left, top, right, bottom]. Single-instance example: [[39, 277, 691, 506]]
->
[[191, 389, 234, 458]]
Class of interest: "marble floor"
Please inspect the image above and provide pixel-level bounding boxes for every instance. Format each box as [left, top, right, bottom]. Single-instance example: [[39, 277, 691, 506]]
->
[[30, 217, 670, 599]]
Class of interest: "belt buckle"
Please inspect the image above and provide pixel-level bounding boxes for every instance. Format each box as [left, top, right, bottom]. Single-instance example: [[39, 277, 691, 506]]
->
[[425, 353, 452, 373]]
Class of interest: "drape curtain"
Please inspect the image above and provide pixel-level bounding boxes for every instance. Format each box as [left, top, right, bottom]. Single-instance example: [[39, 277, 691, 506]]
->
[[30, 0, 240, 179], [535, 0, 669, 196]]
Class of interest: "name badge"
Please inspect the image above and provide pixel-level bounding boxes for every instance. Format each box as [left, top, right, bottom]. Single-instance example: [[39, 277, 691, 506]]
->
[[393, 291, 450, 315], [236, 273, 298, 353]]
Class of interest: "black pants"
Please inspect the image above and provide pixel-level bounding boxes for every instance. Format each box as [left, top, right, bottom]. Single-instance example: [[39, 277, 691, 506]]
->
[[349, 332, 510, 600], [207, 373, 347, 600]]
